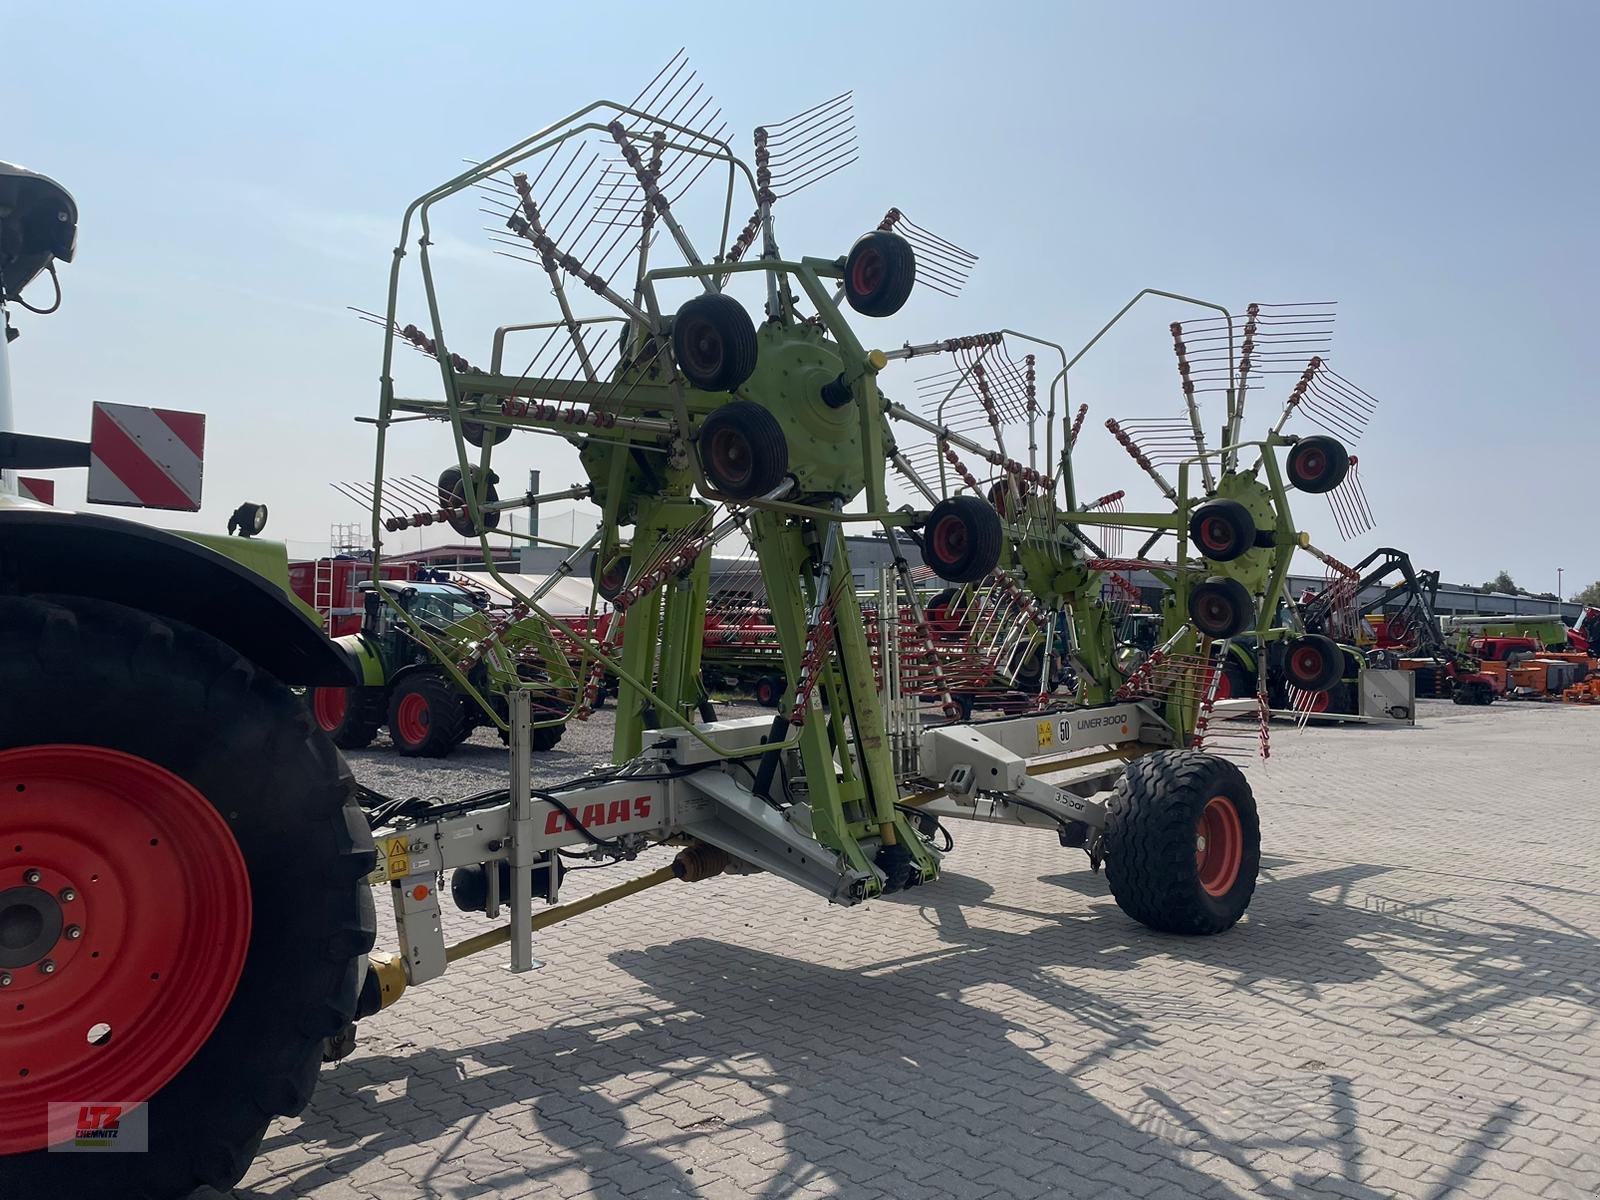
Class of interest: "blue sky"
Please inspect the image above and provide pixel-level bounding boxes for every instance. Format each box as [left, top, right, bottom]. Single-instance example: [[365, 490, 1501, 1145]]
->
[[7, 2, 1597, 593]]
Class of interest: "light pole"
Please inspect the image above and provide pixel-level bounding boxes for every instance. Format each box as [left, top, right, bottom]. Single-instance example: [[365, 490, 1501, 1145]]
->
[[1558, 567, 1564, 603]]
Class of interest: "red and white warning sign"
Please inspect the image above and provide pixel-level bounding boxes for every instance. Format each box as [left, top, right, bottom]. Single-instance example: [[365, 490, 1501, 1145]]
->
[[86, 402, 205, 512], [17, 477, 55, 506]]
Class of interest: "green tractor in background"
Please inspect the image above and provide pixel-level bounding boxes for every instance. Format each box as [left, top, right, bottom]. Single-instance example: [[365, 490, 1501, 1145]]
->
[[308, 579, 573, 757]]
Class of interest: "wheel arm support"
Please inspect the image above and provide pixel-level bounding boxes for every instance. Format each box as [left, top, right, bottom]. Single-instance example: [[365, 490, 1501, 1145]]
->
[[919, 726, 1109, 834]]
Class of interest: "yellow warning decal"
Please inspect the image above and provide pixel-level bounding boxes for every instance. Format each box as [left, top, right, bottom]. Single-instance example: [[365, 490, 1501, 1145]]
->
[[384, 836, 411, 880], [1036, 720, 1054, 749]]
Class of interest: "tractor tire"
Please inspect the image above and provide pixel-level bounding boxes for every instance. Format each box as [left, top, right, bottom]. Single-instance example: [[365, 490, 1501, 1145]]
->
[[1214, 658, 1254, 703], [921, 496, 1004, 584], [842, 230, 917, 318], [753, 674, 784, 708], [308, 686, 384, 750], [530, 723, 566, 752], [1103, 749, 1260, 935], [0, 596, 375, 1200], [672, 293, 758, 393], [387, 671, 467, 757], [697, 401, 790, 499]]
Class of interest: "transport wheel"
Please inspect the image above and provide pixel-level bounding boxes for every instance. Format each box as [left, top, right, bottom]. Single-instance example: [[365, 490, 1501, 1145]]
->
[[921, 496, 1003, 583], [1188, 577, 1255, 639], [308, 686, 384, 750], [672, 293, 758, 392], [388, 671, 466, 757], [437, 465, 502, 537], [1283, 634, 1343, 693], [1285, 435, 1349, 494], [0, 596, 375, 1199], [753, 675, 783, 708], [842, 230, 916, 318], [697, 401, 789, 499], [1103, 749, 1260, 935], [1187, 499, 1256, 563], [590, 549, 631, 603]]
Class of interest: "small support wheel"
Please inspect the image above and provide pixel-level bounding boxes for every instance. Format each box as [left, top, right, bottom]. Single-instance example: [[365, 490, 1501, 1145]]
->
[[753, 675, 784, 708], [1187, 577, 1256, 639], [842, 230, 916, 318], [1285, 435, 1350, 494], [697, 402, 789, 499], [671, 293, 758, 392], [920, 496, 1003, 583], [1283, 634, 1344, 693], [461, 419, 510, 448], [590, 549, 631, 603], [387, 672, 466, 758], [437, 465, 502, 537], [1103, 750, 1261, 935], [1187, 499, 1256, 563]]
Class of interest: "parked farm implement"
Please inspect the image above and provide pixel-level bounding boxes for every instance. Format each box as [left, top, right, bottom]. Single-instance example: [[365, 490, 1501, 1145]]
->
[[2, 62, 1390, 1199]]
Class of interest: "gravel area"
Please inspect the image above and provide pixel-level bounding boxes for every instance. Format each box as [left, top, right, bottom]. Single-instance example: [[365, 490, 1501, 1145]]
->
[[344, 701, 770, 798]]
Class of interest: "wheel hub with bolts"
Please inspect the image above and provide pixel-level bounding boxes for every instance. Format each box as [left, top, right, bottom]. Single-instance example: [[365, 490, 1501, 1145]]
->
[[0, 745, 252, 1155]]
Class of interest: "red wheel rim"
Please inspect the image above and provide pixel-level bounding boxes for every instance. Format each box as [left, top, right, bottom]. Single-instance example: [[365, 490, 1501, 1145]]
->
[[395, 692, 431, 745], [1294, 448, 1326, 484], [1214, 669, 1233, 700], [850, 247, 885, 296], [707, 427, 753, 489], [1307, 689, 1332, 713], [682, 317, 724, 377], [931, 514, 968, 566], [1199, 516, 1234, 555], [312, 687, 348, 732], [1194, 590, 1237, 636], [1195, 795, 1243, 897], [0, 746, 251, 1154], [1289, 646, 1326, 687]]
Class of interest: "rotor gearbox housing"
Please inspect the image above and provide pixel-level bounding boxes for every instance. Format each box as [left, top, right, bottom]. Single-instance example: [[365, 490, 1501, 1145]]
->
[[732, 322, 870, 502], [1198, 472, 1279, 597]]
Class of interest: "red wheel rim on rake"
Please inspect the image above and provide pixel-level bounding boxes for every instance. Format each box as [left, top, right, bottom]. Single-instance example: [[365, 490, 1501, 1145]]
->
[[1195, 795, 1244, 897]]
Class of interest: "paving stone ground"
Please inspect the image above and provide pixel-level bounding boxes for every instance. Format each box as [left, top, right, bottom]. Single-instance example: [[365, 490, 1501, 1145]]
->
[[218, 700, 1600, 1199]]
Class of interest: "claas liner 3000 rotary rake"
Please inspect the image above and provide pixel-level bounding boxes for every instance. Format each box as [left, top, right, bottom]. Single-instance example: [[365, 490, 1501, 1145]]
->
[[352, 66, 1382, 996], [1, 58, 1384, 1199]]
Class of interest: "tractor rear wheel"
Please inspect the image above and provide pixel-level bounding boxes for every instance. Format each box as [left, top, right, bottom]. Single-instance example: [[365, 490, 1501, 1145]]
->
[[1103, 750, 1260, 935], [387, 671, 466, 757], [530, 723, 566, 752], [309, 686, 384, 750], [0, 596, 375, 1199]]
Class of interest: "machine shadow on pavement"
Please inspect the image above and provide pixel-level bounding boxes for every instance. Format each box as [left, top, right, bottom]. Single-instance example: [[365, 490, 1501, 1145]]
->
[[216, 850, 1586, 1199]]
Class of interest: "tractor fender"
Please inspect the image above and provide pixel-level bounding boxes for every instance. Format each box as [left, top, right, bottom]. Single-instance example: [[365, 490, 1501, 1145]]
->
[[337, 631, 387, 688], [0, 507, 355, 686]]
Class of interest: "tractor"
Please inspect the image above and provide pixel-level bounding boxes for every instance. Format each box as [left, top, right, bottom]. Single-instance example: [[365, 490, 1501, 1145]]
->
[[308, 578, 572, 757], [0, 162, 378, 1198]]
